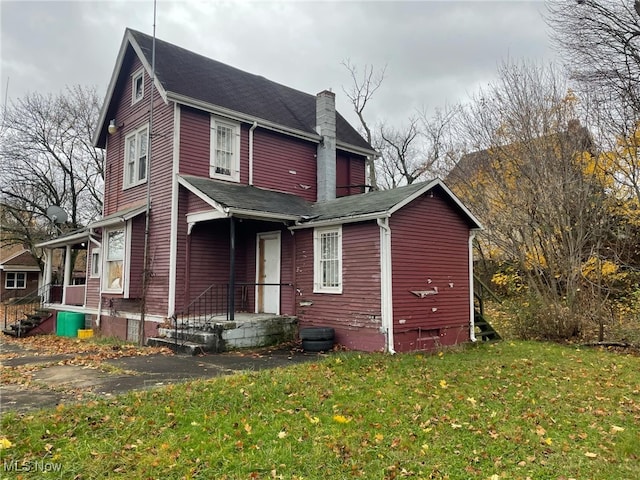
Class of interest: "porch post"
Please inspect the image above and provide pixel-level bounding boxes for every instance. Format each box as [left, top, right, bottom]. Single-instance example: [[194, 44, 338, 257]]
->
[[62, 244, 72, 305], [229, 216, 236, 321], [43, 249, 53, 303]]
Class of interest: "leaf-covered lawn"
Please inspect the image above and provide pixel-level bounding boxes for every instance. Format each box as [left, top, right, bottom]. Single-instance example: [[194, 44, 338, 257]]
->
[[1, 341, 638, 479]]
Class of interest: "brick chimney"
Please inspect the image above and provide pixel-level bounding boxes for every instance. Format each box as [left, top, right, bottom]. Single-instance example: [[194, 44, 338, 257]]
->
[[316, 90, 336, 203]]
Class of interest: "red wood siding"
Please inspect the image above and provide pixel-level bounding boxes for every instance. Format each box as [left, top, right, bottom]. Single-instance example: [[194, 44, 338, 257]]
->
[[252, 130, 317, 200], [336, 152, 366, 197], [0, 271, 39, 299], [295, 222, 385, 351], [101, 54, 175, 320], [390, 192, 471, 352]]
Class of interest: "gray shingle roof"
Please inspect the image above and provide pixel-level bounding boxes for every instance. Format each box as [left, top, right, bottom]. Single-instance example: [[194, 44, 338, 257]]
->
[[309, 182, 431, 221], [180, 175, 451, 226], [128, 29, 372, 151], [180, 175, 312, 219]]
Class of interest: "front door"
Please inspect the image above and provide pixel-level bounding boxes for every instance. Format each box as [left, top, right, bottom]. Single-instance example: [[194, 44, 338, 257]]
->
[[256, 231, 281, 314]]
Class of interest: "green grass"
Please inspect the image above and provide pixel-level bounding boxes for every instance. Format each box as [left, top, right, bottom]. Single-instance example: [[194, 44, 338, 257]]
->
[[1, 341, 639, 479]]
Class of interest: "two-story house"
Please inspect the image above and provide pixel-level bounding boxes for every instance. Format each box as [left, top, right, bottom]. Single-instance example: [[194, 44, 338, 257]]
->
[[37, 28, 483, 352]]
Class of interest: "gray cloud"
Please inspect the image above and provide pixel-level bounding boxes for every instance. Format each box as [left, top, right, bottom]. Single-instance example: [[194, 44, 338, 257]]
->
[[1, 0, 555, 129]]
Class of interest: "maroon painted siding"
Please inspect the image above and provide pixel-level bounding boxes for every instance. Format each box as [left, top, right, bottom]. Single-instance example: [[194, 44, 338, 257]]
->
[[252, 130, 317, 200], [0, 271, 39, 300], [336, 152, 366, 197], [390, 191, 471, 352], [295, 222, 385, 351], [101, 54, 175, 319]]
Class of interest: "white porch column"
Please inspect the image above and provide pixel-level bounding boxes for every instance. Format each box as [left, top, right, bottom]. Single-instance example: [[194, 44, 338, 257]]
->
[[62, 245, 72, 305], [43, 249, 53, 303]]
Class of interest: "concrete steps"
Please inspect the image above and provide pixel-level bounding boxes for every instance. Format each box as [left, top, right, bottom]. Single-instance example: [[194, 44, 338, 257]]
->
[[147, 314, 297, 355]]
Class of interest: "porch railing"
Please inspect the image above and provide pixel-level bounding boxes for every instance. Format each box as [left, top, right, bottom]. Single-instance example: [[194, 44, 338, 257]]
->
[[2, 282, 55, 331], [171, 282, 293, 345]]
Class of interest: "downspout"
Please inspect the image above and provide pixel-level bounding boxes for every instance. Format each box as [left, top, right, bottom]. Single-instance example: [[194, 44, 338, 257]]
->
[[249, 121, 258, 185], [377, 217, 395, 354], [469, 231, 477, 342]]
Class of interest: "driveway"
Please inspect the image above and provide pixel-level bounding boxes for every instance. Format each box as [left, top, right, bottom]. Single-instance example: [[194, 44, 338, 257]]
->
[[0, 335, 324, 415]]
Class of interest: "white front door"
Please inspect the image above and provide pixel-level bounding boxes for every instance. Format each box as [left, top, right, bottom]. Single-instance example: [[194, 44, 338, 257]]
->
[[256, 231, 281, 314]]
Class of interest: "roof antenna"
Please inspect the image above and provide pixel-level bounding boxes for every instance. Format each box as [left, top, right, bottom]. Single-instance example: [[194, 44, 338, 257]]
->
[[46, 205, 68, 234]]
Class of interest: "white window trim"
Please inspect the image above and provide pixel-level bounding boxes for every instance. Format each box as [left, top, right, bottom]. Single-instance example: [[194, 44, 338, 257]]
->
[[102, 227, 126, 294], [90, 248, 101, 278], [313, 226, 343, 294], [5, 272, 27, 289], [210, 115, 241, 182], [123, 123, 149, 189], [132, 69, 144, 105]]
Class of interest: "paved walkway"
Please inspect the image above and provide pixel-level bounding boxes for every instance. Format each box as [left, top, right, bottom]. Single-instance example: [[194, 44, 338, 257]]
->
[[0, 336, 324, 415]]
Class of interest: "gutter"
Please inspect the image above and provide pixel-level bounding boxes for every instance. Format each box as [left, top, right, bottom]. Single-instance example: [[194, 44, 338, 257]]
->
[[249, 121, 258, 185], [469, 230, 478, 342], [377, 217, 396, 354]]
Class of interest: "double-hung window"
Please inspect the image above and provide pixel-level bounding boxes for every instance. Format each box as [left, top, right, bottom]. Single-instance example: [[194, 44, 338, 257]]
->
[[210, 116, 240, 182], [5, 272, 26, 289], [104, 228, 125, 292], [313, 226, 343, 294], [124, 124, 148, 188], [90, 248, 100, 278], [132, 69, 144, 104]]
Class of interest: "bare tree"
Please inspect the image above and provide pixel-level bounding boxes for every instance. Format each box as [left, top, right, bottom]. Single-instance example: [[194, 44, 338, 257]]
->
[[377, 106, 459, 188], [0, 86, 104, 261], [341, 60, 386, 190], [452, 60, 615, 339]]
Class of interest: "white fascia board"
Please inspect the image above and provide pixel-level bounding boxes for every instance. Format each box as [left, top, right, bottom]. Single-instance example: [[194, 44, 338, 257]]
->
[[36, 231, 91, 248], [89, 203, 148, 229], [167, 92, 322, 144], [93, 30, 168, 147], [290, 211, 389, 230], [228, 208, 300, 222], [186, 209, 227, 224], [1, 265, 41, 272], [336, 140, 378, 158], [436, 180, 484, 230], [0, 249, 31, 264], [177, 176, 229, 216]]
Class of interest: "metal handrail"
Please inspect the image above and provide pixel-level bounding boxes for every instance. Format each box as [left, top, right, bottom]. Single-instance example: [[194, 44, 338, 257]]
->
[[170, 282, 293, 347], [3, 282, 56, 331]]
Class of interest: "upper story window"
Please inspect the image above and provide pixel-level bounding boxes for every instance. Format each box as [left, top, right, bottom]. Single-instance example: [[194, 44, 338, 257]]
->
[[5, 272, 27, 289], [313, 226, 343, 294], [124, 124, 148, 188], [132, 69, 144, 104], [90, 248, 100, 278], [103, 228, 125, 293], [210, 116, 240, 182]]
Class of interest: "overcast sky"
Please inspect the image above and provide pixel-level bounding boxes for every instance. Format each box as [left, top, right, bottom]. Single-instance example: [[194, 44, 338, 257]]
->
[[1, 0, 556, 129]]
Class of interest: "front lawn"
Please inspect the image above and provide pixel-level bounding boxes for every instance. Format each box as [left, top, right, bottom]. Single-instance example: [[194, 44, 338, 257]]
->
[[1, 341, 638, 479]]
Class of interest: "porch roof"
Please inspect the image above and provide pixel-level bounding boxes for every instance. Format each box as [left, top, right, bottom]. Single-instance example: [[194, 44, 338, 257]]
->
[[35, 229, 91, 249], [89, 202, 148, 229], [179, 175, 312, 222]]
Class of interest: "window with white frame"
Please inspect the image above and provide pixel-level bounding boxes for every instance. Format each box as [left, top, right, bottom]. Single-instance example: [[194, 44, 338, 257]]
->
[[210, 116, 240, 181], [132, 70, 144, 104], [90, 248, 100, 278], [5, 272, 27, 289], [313, 226, 343, 293], [104, 228, 124, 292], [124, 125, 148, 188]]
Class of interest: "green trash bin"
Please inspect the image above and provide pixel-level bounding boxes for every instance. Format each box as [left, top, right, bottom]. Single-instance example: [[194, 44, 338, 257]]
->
[[55, 312, 67, 336], [65, 313, 85, 338]]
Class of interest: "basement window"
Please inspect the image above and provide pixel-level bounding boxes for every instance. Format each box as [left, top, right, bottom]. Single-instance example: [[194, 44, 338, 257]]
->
[[313, 226, 342, 294]]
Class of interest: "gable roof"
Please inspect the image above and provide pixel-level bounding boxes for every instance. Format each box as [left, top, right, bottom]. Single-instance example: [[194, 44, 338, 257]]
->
[[178, 175, 482, 230], [179, 175, 312, 222], [0, 249, 40, 270], [95, 29, 374, 156]]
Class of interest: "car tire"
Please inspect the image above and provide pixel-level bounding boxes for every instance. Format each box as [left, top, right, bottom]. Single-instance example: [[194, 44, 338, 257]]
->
[[302, 339, 335, 352], [299, 327, 335, 341]]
